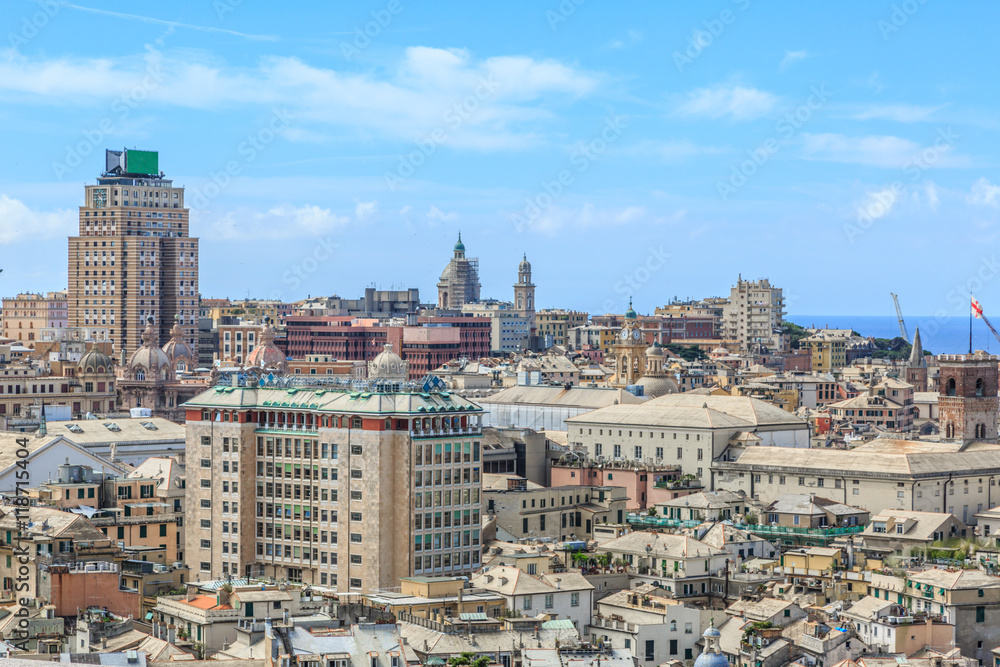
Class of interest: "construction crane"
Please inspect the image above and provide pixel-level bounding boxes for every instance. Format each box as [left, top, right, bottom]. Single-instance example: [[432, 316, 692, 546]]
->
[[890, 293, 910, 343]]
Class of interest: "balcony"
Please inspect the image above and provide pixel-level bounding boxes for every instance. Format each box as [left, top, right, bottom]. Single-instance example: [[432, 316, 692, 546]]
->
[[255, 425, 319, 436], [88, 512, 182, 526], [411, 426, 481, 439]]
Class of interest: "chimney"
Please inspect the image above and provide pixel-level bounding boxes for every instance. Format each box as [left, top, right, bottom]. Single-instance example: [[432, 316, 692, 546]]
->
[[101, 637, 107, 650], [218, 586, 232, 607]]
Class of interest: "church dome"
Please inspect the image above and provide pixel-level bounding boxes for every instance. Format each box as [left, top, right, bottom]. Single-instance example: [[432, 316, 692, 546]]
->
[[634, 375, 678, 398], [694, 622, 727, 667], [245, 317, 287, 371], [162, 315, 195, 367], [368, 343, 409, 383], [519, 254, 531, 273], [78, 345, 112, 375], [625, 297, 637, 320], [646, 343, 663, 357], [454, 232, 465, 252], [128, 316, 172, 378]]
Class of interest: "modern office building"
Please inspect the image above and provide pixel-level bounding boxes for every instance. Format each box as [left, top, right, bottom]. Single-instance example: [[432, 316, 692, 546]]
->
[[68, 149, 199, 359], [183, 340, 485, 593]]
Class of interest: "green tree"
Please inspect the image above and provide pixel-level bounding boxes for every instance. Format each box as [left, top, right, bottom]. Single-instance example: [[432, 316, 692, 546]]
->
[[449, 653, 490, 667], [664, 343, 707, 362]]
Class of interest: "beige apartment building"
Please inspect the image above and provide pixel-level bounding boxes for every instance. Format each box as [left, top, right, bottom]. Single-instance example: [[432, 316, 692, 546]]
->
[[68, 149, 199, 359], [0, 346, 117, 422], [34, 465, 182, 565], [184, 344, 485, 593], [723, 278, 786, 354], [536, 309, 588, 347], [1, 291, 68, 343]]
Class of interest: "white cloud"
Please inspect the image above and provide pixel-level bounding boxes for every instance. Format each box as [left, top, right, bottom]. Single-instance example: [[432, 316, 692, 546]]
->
[[850, 104, 946, 122], [63, 5, 279, 41], [675, 84, 778, 121], [0, 195, 74, 243], [605, 30, 644, 49], [202, 204, 351, 240], [856, 187, 900, 221], [521, 203, 658, 235], [426, 206, 459, 223], [0, 46, 601, 150], [968, 177, 1000, 208], [800, 133, 967, 168], [624, 140, 727, 161], [779, 50, 811, 70], [924, 182, 939, 211], [614, 206, 646, 224], [355, 200, 378, 219]]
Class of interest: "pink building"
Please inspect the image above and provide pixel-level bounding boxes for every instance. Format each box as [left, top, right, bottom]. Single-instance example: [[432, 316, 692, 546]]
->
[[549, 463, 703, 511]]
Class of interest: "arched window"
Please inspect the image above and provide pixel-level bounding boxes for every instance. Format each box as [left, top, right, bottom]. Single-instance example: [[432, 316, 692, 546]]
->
[[976, 378, 985, 397], [946, 423, 955, 439], [135, 368, 145, 381], [946, 378, 956, 397]]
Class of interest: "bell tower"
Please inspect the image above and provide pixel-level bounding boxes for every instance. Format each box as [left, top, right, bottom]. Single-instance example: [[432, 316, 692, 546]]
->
[[938, 351, 999, 446], [611, 298, 646, 387], [514, 254, 535, 334]]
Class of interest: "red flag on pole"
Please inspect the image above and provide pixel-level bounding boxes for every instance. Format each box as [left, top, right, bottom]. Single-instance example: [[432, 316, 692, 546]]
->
[[972, 296, 984, 319]]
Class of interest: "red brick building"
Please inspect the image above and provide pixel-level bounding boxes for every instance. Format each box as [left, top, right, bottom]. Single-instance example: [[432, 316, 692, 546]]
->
[[284, 315, 490, 379]]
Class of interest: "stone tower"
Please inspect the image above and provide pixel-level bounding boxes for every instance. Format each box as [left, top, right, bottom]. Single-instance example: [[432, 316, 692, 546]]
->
[[938, 351, 999, 445], [514, 254, 535, 335], [611, 299, 646, 387], [437, 233, 481, 309], [905, 326, 928, 392]]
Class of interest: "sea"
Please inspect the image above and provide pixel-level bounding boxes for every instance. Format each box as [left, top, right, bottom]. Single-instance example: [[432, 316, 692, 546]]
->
[[791, 315, 1000, 356]]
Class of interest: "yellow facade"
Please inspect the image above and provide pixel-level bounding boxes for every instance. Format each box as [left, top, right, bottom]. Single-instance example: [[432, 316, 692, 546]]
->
[[800, 334, 848, 372]]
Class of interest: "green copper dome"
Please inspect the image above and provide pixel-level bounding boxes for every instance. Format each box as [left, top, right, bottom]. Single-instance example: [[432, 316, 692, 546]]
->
[[625, 297, 637, 320], [454, 232, 465, 252]]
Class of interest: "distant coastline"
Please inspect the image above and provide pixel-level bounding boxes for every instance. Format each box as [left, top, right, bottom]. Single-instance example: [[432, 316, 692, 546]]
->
[[787, 315, 1000, 356]]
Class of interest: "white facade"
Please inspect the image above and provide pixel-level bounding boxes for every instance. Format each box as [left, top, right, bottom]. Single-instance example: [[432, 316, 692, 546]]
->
[[0, 435, 126, 493], [590, 593, 712, 666]]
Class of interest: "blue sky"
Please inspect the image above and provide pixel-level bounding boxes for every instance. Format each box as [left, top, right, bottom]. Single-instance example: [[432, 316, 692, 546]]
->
[[1, 1, 998, 321]]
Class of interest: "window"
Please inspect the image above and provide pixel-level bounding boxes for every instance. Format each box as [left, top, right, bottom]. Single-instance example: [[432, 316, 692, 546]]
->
[[523, 596, 532, 610], [570, 592, 579, 607], [544, 594, 553, 609], [976, 606, 985, 623]]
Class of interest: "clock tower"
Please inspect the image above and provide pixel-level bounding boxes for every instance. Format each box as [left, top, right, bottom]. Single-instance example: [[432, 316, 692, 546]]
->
[[611, 298, 646, 387], [514, 254, 535, 335]]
